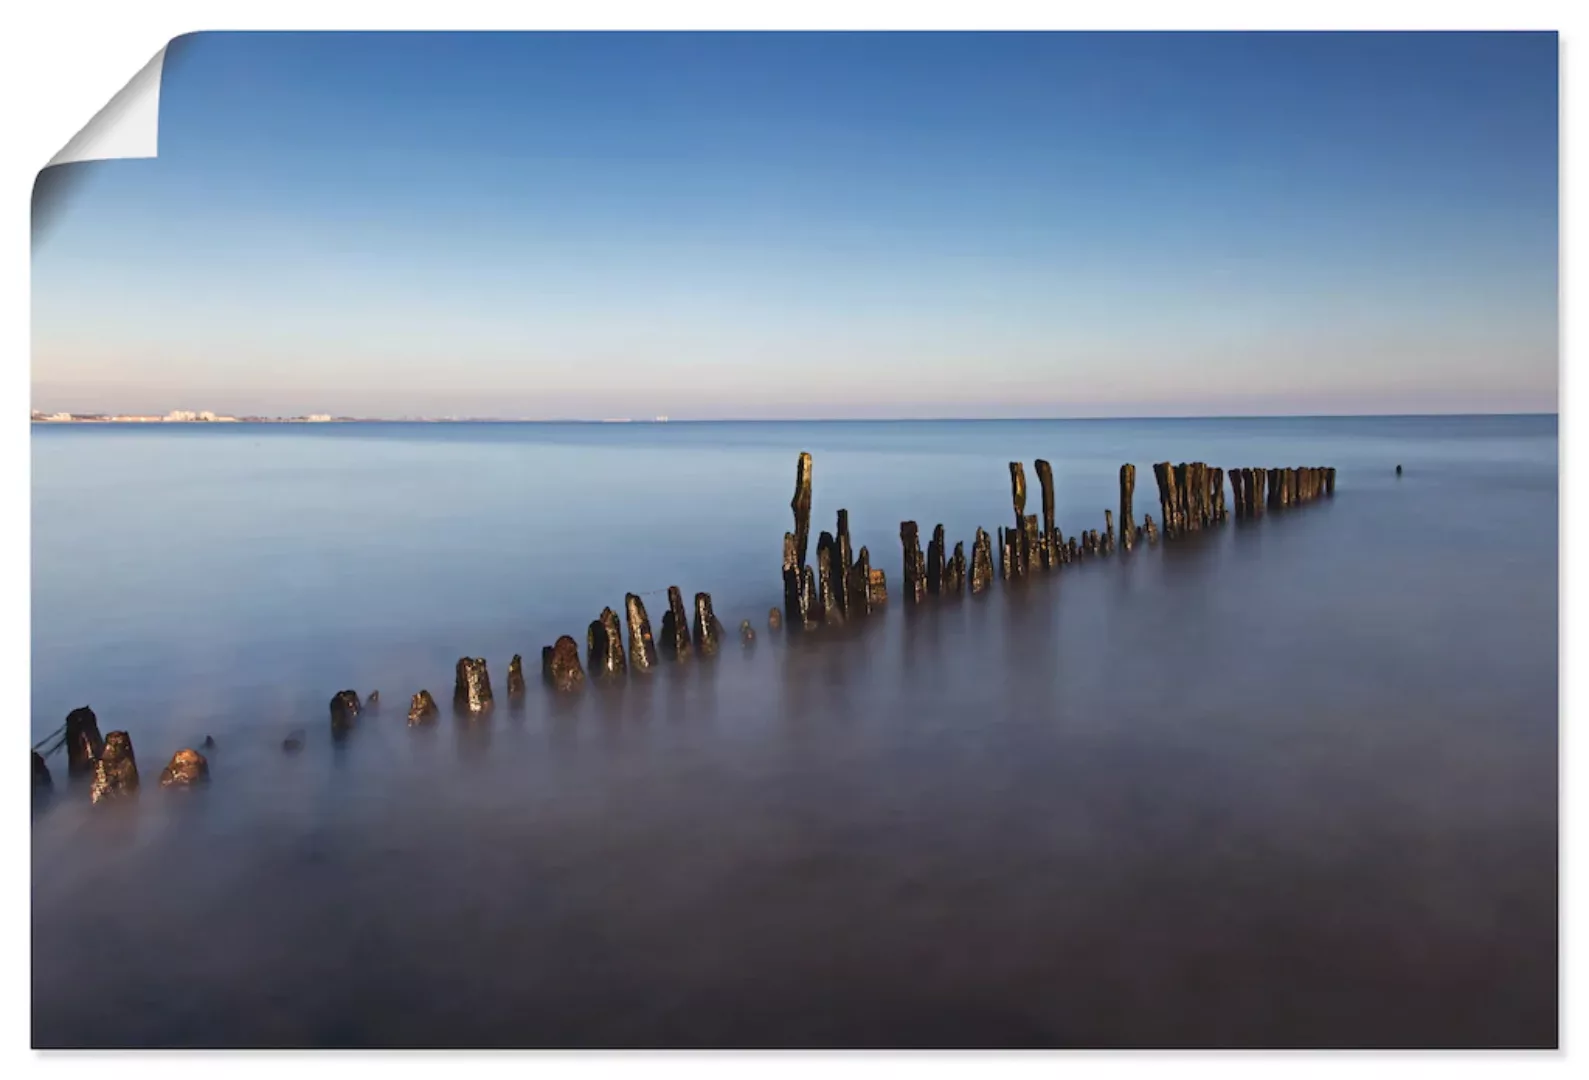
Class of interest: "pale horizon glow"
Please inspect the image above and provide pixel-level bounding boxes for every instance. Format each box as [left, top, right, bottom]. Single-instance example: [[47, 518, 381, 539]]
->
[[31, 31, 1559, 420]]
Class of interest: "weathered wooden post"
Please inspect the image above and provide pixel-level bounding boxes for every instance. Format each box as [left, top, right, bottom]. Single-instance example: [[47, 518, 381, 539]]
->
[[768, 607, 783, 632], [408, 690, 439, 725], [849, 546, 873, 617], [660, 586, 693, 659], [817, 531, 844, 625], [1009, 462, 1029, 577], [1119, 464, 1136, 550], [1023, 514, 1041, 571], [740, 619, 756, 647], [64, 706, 104, 778], [971, 528, 994, 594], [791, 451, 813, 571], [868, 565, 889, 607], [947, 540, 967, 593], [330, 689, 362, 736], [1326, 467, 1336, 496], [693, 592, 724, 654], [546, 635, 586, 691], [626, 593, 658, 672], [1152, 463, 1174, 538], [507, 654, 527, 704], [927, 523, 946, 595], [1104, 509, 1116, 553], [159, 749, 209, 788], [589, 607, 627, 677], [1035, 459, 1059, 567], [998, 527, 1013, 580], [1144, 514, 1159, 544], [90, 731, 139, 804], [834, 509, 854, 617], [454, 659, 493, 714], [900, 521, 927, 603]]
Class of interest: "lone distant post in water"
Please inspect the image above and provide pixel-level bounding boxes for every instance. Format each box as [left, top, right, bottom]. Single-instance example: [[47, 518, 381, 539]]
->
[[970, 527, 994, 593], [1119, 464, 1136, 550], [64, 706, 104, 778], [1396, 464, 1403, 477], [588, 607, 627, 678], [1035, 459, 1059, 567], [329, 689, 362, 736], [927, 523, 946, 594], [626, 593, 658, 672], [90, 731, 139, 805], [900, 521, 927, 603], [660, 586, 693, 660], [693, 592, 725, 654], [454, 658, 493, 714]]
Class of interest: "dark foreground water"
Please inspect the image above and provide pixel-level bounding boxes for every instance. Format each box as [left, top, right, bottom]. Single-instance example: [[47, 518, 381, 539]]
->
[[31, 416, 1557, 1048]]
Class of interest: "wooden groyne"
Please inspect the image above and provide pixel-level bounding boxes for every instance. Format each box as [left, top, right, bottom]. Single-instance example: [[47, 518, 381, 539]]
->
[[32, 450, 1334, 808]]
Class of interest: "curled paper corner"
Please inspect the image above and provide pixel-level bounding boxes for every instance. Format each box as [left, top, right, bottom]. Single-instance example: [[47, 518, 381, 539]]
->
[[46, 43, 169, 168]]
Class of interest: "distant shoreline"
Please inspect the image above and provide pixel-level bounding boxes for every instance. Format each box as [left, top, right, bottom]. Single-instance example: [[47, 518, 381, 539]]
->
[[29, 412, 1559, 426]]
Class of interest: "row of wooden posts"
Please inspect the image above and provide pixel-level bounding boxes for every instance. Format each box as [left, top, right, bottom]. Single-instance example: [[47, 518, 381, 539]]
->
[[32, 453, 1334, 808], [782, 454, 1336, 625]]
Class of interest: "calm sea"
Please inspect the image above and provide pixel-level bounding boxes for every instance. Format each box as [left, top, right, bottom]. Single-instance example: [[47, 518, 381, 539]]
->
[[30, 416, 1558, 1048]]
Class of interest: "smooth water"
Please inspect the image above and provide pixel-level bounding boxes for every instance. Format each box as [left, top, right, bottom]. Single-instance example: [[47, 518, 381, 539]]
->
[[30, 416, 1558, 1048]]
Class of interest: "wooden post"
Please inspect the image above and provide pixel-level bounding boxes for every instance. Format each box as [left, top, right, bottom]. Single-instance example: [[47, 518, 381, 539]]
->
[[791, 452, 813, 571], [625, 593, 658, 672], [90, 731, 139, 805], [330, 689, 362, 735], [546, 635, 586, 691], [900, 521, 927, 603], [1009, 462, 1029, 577], [1144, 514, 1158, 544], [453, 659, 493, 714], [927, 523, 946, 595], [849, 546, 873, 617], [1104, 509, 1116, 553], [588, 606, 627, 677], [1119, 464, 1136, 551], [1035, 459, 1059, 567], [834, 509, 853, 617], [817, 531, 844, 625], [1326, 467, 1336, 496], [693, 592, 725, 654], [64, 706, 104, 778], [660, 585, 693, 659], [1152, 463, 1175, 538], [971, 528, 994, 594], [507, 654, 527, 704], [948, 540, 966, 593], [408, 690, 439, 726]]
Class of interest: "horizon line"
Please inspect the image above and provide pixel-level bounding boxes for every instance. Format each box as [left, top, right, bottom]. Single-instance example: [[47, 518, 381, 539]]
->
[[31, 410, 1559, 424]]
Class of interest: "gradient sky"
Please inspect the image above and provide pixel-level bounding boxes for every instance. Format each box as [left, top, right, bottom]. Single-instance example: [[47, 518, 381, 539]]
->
[[31, 31, 1558, 419]]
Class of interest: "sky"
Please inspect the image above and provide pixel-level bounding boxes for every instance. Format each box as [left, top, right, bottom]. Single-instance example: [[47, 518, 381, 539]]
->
[[31, 31, 1559, 419]]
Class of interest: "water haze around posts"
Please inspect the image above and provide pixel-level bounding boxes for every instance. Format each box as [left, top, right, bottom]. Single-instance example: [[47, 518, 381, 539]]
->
[[30, 415, 1558, 1048]]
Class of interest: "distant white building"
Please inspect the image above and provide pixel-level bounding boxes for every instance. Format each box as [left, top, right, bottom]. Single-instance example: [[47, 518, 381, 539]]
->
[[307, 414, 332, 423], [165, 410, 197, 422]]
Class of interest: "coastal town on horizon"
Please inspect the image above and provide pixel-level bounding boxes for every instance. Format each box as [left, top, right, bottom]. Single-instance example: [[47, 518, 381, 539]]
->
[[30, 409, 676, 424]]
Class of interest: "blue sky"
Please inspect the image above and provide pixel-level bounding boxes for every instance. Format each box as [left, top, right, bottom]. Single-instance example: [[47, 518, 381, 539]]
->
[[31, 31, 1558, 418]]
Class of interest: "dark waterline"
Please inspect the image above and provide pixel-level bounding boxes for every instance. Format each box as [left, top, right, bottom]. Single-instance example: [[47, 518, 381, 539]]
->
[[31, 416, 1557, 1047]]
